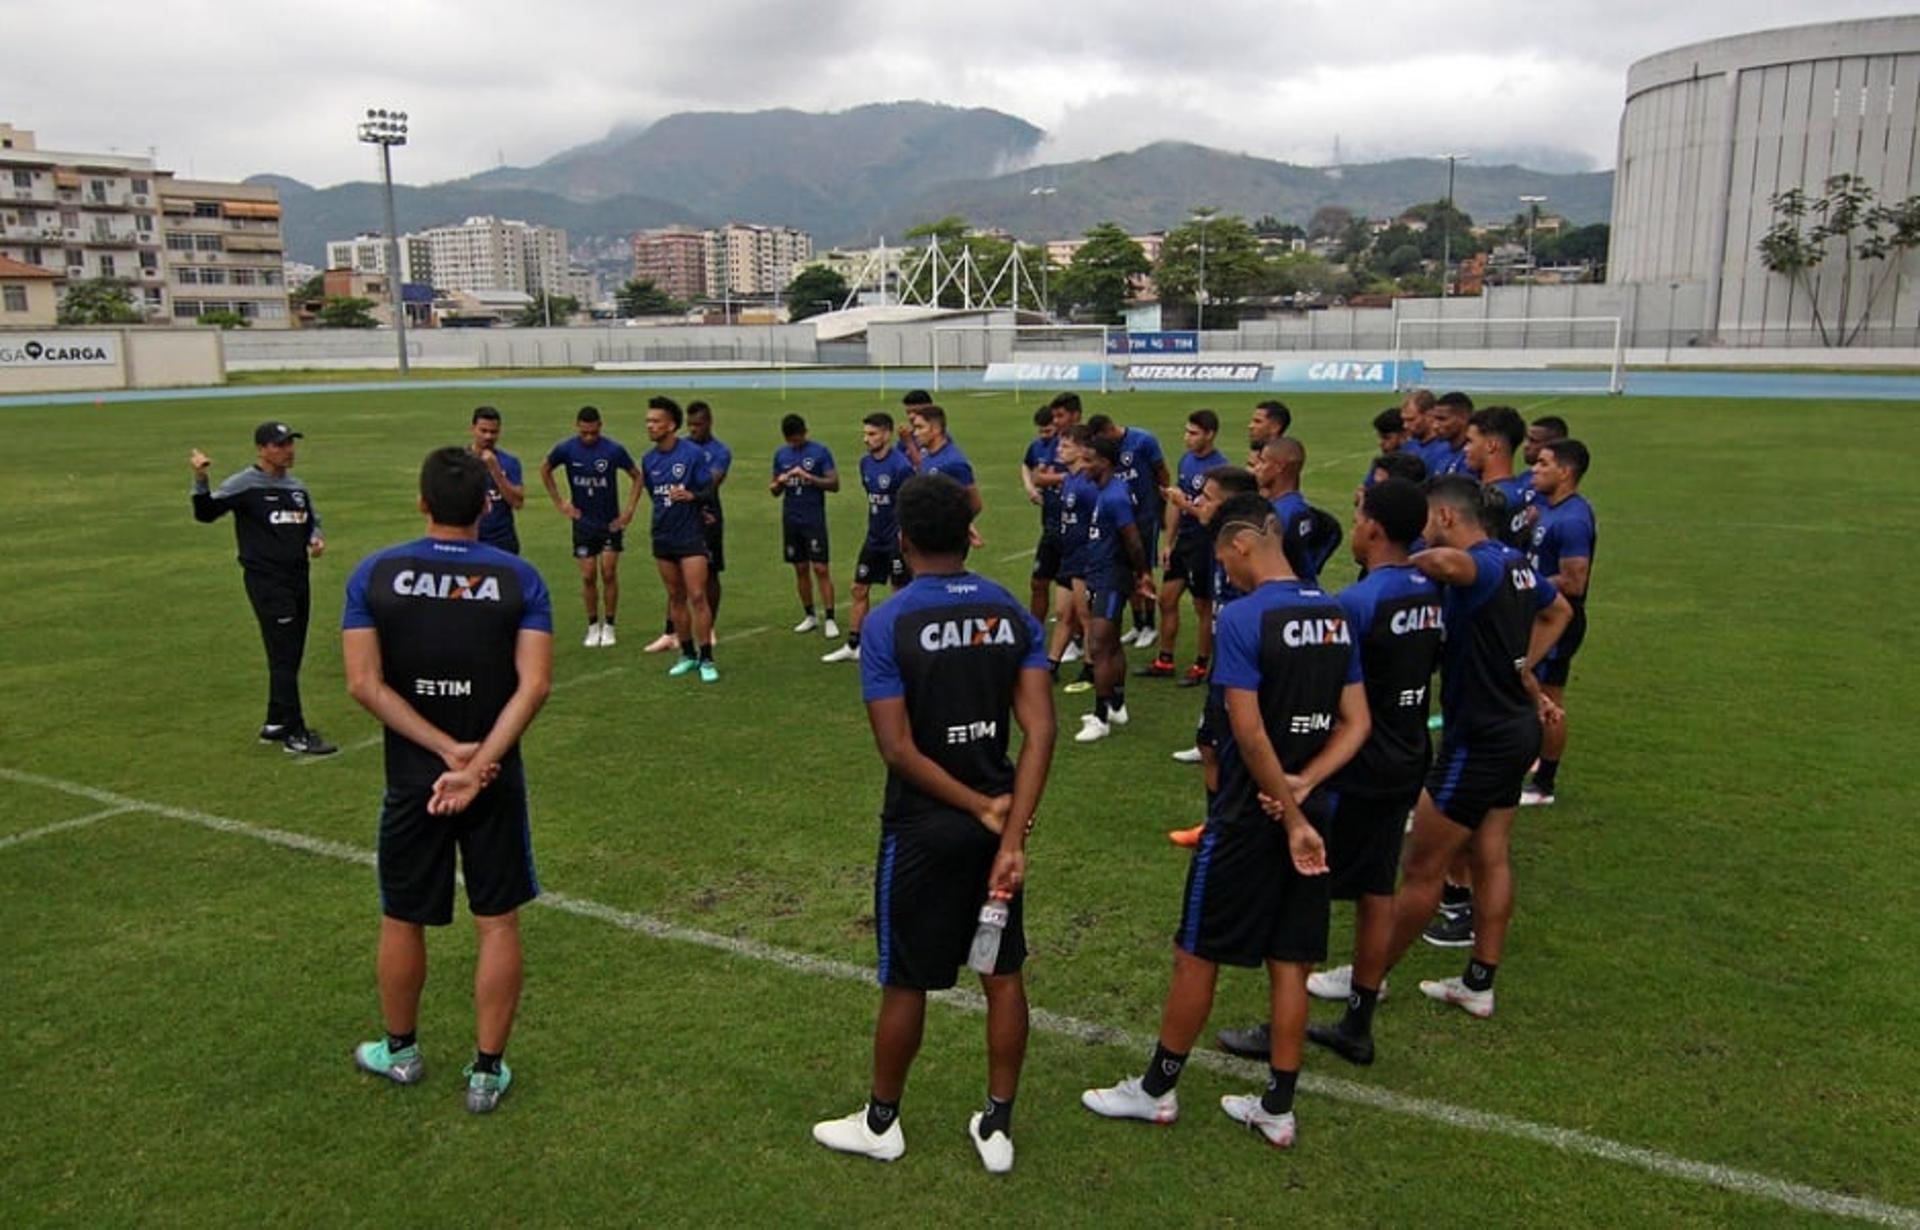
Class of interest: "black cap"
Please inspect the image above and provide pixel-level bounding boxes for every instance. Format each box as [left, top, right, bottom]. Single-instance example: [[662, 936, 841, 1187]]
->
[[255, 421, 302, 445]]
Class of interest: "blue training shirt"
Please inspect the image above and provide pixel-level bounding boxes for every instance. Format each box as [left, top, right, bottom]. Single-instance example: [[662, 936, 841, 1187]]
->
[[641, 437, 713, 547], [477, 448, 522, 548], [696, 435, 732, 520], [1114, 426, 1166, 527], [1024, 435, 1065, 534], [773, 440, 836, 527], [918, 438, 976, 488], [1174, 448, 1227, 540], [1058, 473, 1097, 578], [1437, 539, 1559, 733], [545, 436, 636, 529], [1083, 473, 1138, 586], [1529, 492, 1596, 603], [861, 447, 919, 548]]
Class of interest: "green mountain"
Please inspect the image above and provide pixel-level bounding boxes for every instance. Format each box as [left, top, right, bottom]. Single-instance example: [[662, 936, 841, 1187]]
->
[[869, 142, 1613, 243]]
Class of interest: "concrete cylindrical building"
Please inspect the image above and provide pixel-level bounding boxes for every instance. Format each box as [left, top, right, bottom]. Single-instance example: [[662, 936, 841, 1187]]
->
[[1609, 16, 1920, 346]]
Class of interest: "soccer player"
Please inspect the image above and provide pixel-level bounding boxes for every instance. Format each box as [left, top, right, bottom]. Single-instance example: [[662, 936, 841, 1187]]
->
[[1399, 389, 1436, 452], [1464, 405, 1535, 547], [770, 413, 841, 637], [1143, 409, 1226, 683], [1253, 437, 1340, 586], [647, 400, 731, 652], [1423, 392, 1477, 477], [1020, 406, 1066, 622], [824, 413, 918, 663], [1523, 414, 1569, 466], [1359, 407, 1409, 494], [894, 388, 936, 466], [470, 406, 524, 554], [1089, 413, 1169, 645], [812, 472, 1054, 1174], [1522, 438, 1596, 807], [640, 397, 719, 683], [1045, 393, 1089, 667], [1217, 478, 1445, 1062], [1248, 399, 1291, 456], [342, 447, 553, 1114], [1045, 429, 1095, 687], [189, 421, 335, 756], [1082, 491, 1368, 1149], [539, 406, 642, 647], [908, 404, 985, 547], [1331, 477, 1570, 1051], [1071, 430, 1152, 744]]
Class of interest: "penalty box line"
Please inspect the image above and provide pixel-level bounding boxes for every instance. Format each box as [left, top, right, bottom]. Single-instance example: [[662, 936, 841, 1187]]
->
[[0, 765, 1913, 1228]]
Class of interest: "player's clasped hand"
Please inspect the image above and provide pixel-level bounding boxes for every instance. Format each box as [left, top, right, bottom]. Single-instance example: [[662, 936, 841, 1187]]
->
[[975, 794, 1012, 836], [427, 766, 488, 816], [1287, 824, 1329, 876]]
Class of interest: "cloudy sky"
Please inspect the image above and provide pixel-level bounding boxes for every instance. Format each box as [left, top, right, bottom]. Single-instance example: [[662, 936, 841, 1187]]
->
[[2, 0, 1904, 186]]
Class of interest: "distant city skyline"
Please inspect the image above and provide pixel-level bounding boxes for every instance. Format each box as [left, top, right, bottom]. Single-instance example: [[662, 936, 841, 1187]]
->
[[4, 1, 1902, 188]]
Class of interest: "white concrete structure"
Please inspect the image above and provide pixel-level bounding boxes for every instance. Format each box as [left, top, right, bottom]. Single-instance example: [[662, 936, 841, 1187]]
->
[[1610, 17, 1920, 345], [705, 223, 811, 297]]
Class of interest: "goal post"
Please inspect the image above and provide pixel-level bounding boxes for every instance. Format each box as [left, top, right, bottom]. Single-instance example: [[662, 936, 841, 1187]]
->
[[929, 324, 1114, 397], [1390, 316, 1626, 396]]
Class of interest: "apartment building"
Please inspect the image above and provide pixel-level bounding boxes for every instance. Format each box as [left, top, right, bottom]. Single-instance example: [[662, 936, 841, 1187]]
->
[[631, 227, 707, 303], [325, 232, 432, 286], [417, 216, 567, 297], [705, 223, 811, 298], [159, 179, 291, 328], [0, 123, 166, 320]]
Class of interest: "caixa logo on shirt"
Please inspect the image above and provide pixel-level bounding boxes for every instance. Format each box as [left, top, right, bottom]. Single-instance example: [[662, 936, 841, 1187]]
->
[[919, 615, 1016, 651], [392, 569, 503, 601], [1510, 565, 1540, 591], [267, 509, 309, 525], [1281, 617, 1351, 647]]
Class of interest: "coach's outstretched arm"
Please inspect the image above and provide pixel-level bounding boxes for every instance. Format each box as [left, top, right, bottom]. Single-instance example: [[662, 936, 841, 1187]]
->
[[431, 628, 553, 816], [189, 449, 228, 522]]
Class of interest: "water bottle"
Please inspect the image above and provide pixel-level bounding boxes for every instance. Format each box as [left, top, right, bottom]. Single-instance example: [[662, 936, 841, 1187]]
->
[[967, 897, 1011, 974]]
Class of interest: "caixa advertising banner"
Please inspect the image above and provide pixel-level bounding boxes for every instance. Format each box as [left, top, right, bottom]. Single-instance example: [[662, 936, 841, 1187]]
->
[[1270, 359, 1424, 388], [982, 362, 1104, 385], [0, 334, 120, 367]]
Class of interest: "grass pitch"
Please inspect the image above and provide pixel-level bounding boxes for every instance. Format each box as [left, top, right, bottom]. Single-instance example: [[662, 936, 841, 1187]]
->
[[2, 381, 1917, 1226]]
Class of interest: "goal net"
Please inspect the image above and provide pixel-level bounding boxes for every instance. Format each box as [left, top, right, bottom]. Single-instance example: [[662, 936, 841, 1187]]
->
[[1390, 316, 1625, 396], [929, 324, 1115, 397]]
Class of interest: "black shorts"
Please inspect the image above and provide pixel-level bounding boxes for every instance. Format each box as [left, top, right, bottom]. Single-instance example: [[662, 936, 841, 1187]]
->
[[1137, 521, 1161, 570], [1175, 800, 1333, 967], [1425, 720, 1542, 831], [480, 530, 521, 556], [703, 519, 726, 573], [1325, 785, 1421, 900], [377, 759, 539, 926], [1032, 533, 1064, 581], [1163, 535, 1214, 600], [1086, 573, 1130, 624], [572, 523, 624, 558], [855, 544, 909, 587], [1195, 688, 1226, 750], [783, 522, 829, 564], [1534, 599, 1587, 688], [874, 811, 1026, 990], [651, 536, 709, 563]]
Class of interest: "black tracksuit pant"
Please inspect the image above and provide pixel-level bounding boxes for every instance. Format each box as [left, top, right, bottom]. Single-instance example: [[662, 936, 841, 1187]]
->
[[243, 568, 310, 732]]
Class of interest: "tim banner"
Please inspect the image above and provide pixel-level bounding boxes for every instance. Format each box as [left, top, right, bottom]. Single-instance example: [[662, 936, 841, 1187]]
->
[[1126, 362, 1264, 383], [1267, 359, 1425, 388], [982, 361, 1103, 385], [1105, 331, 1199, 355], [0, 334, 119, 368]]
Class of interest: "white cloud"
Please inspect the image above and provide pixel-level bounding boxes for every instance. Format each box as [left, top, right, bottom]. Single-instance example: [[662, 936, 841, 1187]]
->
[[1, 0, 1912, 185]]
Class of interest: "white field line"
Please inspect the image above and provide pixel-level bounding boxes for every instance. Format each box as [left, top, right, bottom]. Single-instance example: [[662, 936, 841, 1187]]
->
[[0, 804, 138, 852], [998, 549, 1036, 563], [550, 666, 630, 691], [1, 764, 1915, 1228], [719, 625, 771, 643]]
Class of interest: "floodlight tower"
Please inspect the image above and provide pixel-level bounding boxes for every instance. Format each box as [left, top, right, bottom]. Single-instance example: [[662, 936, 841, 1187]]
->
[[1437, 153, 1469, 297], [1030, 185, 1057, 317], [358, 107, 410, 375], [1519, 194, 1547, 280], [1191, 207, 1217, 332]]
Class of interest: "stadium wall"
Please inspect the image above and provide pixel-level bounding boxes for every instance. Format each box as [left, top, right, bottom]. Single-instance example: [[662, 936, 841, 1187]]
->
[[0, 327, 223, 394], [221, 324, 819, 371], [1609, 16, 1920, 346]]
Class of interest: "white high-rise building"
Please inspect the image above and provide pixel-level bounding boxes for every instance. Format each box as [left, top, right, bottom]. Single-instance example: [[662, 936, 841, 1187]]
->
[[704, 223, 811, 298], [325, 232, 431, 286], [418, 216, 568, 296]]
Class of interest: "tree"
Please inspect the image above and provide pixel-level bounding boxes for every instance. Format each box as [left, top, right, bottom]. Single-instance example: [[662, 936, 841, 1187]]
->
[[57, 278, 141, 325], [1253, 215, 1305, 242], [316, 296, 379, 329], [1308, 205, 1353, 241], [1058, 223, 1150, 323], [1536, 223, 1609, 271], [294, 274, 325, 303], [514, 294, 580, 327], [1381, 243, 1425, 278], [1263, 252, 1355, 300], [195, 309, 251, 329], [785, 266, 852, 320], [1337, 216, 1375, 265], [1402, 200, 1484, 262], [615, 278, 685, 317], [1757, 175, 1920, 346], [1156, 212, 1266, 325]]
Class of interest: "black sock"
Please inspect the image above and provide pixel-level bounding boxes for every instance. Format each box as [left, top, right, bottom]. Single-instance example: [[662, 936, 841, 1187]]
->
[[1095, 694, 1112, 721], [386, 1029, 416, 1053], [1075, 663, 1093, 682], [1441, 883, 1473, 909], [865, 1095, 900, 1135], [1112, 687, 1125, 710], [825, 607, 836, 621], [804, 604, 816, 616], [1342, 984, 1380, 1034], [848, 631, 861, 649], [1463, 958, 1497, 992], [1260, 1067, 1299, 1116], [472, 1049, 502, 1075], [602, 616, 613, 627], [1154, 650, 1174, 665], [699, 643, 713, 662], [1193, 654, 1209, 668], [662, 618, 674, 635], [1048, 659, 1061, 678], [1141, 1042, 1188, 1097], [1534, 757, 1560, 791], [977, 1094, 1014, 1139]]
